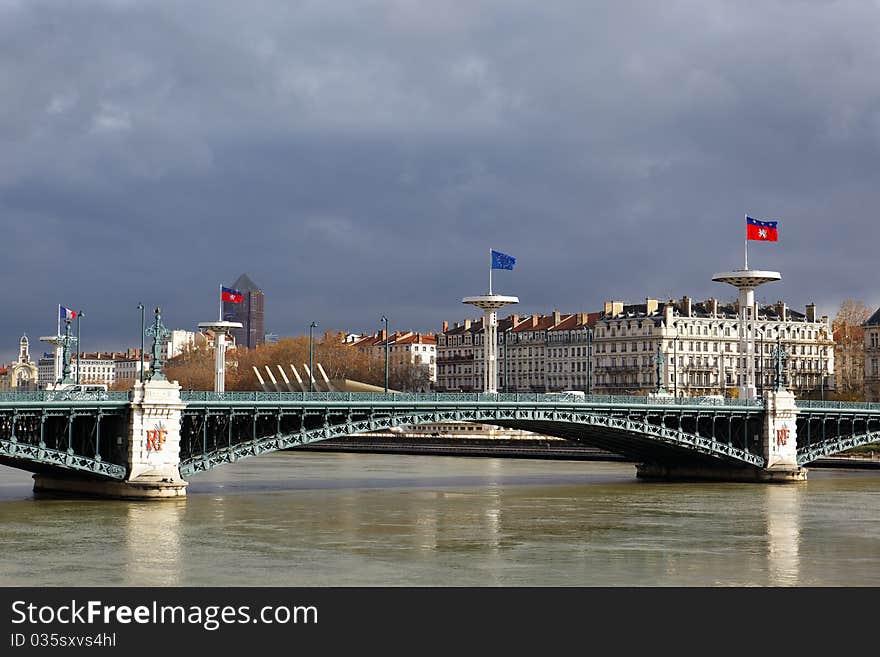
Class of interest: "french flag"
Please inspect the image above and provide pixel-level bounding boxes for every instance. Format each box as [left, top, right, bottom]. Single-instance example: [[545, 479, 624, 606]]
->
[[59, 305, 78, 322], [746, 216, 778, 242]]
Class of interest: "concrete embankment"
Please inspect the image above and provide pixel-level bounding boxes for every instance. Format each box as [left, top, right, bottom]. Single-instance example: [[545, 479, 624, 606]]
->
[[295, 436, 880, 469], [293, 435, 629, 461], [808, 456, 880, 470]]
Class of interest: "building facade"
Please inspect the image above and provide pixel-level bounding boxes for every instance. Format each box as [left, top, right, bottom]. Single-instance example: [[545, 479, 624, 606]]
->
[[435, 312, 599, 393], [37, 349, 157, 389], [864, 307, 880, 402], [224, 273, 265, 350], [592, 297, 835, 397], [436, 297, 835, 398], [351, 330, 438, 386]]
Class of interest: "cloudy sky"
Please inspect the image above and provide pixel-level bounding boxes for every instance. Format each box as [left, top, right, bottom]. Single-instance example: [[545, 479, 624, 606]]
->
[[2, 0, 879, 361]]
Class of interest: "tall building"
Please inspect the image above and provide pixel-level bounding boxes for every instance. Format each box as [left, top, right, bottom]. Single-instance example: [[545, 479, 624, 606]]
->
[[864, 306, 880, 402], [224, 273, 265, 350]]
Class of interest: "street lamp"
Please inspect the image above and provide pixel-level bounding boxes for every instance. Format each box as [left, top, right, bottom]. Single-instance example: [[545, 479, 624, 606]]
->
[[381, 315, 389, 393], [654, 343, 664, 394], [672, 324, 681, 398], [755, 326, 765, 398], [137, 303, 145, 383], [587, 326, 595, 395], [76, 311, 84, 385], [308, 321, 317, 392], [503, 326, 512, 393]]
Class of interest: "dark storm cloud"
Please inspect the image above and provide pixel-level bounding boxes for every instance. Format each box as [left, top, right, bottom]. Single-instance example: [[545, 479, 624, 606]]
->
[[2, 0, 879, 360]]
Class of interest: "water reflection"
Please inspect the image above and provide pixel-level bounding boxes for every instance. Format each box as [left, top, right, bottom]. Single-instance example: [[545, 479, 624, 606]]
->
[[122, 499, 186, 586], [764, 484, 803, 586], [1, 456, 878, 586]]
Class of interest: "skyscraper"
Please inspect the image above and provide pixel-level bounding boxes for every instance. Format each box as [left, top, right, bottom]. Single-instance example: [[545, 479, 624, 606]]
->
[[223, 273, 265, 349]]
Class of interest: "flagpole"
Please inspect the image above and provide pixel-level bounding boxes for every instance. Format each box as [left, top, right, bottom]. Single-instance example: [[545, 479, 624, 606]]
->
[[489, 248, 493, 295], [744, 214, 749, 270], [219, 284, 222, 322]]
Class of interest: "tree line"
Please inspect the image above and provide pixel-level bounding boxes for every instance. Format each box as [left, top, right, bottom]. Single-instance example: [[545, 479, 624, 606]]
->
[[162, 331, 432, 392]]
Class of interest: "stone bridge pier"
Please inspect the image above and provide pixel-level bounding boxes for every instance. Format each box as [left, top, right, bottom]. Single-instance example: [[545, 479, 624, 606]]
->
[[33, 380, 188, 499], [637, 390, 807, 482]]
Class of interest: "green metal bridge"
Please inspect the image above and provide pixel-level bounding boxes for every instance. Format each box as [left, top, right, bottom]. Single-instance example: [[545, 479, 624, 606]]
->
[[2, 391, 878, 483]]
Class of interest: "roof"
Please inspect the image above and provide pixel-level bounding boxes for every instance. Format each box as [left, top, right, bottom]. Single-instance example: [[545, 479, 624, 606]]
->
[[602, 298, 818, 323], [231, 273, 261, 292], [351, 331, 436, 347], [547, 312, 601, 332], [511, 314, 558, 333], [866, 307, 880, 327], [393, 334, 437, 345]]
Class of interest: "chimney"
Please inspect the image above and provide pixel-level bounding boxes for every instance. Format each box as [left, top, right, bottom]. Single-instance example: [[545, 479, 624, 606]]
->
[[708, 298, 718, 318], [454, 322, 460, 329], [442, 321, 448, 332], [380, 328, 387, 341], [664, 302, 674, 326], [552, 310, 561, 325], [645, 298, 658, 315], [511, 313, 519, 326], [531, 316, 539, 328], [806, 303, 816, 322], [775, 300, 787, 321], [680, 296, 692, 317], [464, 319, 472, 330], [604, 301, 624, 316], [577, 312, 587, 325]]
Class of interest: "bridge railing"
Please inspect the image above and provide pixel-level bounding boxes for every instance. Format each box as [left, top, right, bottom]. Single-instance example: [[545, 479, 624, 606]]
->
[[795, 399, 880, 411], [0, 391, 130, 403], [179, 390, 763, 407]]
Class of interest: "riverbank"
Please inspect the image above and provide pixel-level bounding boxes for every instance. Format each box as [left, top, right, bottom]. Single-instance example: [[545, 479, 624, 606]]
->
[[294, 435, 628, 461]]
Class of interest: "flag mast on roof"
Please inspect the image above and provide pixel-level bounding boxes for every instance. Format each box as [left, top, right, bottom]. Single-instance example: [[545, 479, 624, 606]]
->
[[712, 215, 781, 400], [463, 249, 519, 393]]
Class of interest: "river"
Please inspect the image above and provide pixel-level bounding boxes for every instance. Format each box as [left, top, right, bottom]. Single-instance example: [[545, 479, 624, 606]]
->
[[1, 452, 878, 586]]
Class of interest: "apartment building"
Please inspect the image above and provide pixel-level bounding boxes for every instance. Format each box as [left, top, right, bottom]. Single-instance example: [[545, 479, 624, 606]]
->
[[435, 312, 598, 393], [351, 330, 438, 384], [592, 297, 835, 397], [865, 307, 880, 402]]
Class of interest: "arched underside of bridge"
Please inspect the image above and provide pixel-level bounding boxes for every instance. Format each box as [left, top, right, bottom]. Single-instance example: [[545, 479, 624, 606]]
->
[[179, 409, 765, 477], [0, 439, 126, 480], [797, 431, 880, 465]]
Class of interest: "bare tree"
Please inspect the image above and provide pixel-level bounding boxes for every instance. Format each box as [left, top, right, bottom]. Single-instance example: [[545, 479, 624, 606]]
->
[[165, 344, 216, 390], [831, 299, 871, 400]]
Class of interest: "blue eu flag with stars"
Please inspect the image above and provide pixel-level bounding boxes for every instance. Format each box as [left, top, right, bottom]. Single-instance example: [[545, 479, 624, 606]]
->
[[491, 250, 516, 270]]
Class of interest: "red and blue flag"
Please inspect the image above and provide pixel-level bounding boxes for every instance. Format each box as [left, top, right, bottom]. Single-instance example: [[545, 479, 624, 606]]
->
[[746, 216, 778, 242], [221, 286, 243, 303]]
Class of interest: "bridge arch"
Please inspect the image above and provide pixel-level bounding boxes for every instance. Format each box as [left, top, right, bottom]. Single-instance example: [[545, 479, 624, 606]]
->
[[797, 431, 880, 465], [179, 406, 764, 477]]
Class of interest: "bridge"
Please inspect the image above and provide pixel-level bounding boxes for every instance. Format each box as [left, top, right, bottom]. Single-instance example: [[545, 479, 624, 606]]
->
[[2, 380, 879, 498]]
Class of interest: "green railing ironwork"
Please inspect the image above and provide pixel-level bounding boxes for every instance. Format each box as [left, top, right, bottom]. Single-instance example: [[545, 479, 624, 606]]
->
[[795, 399, 880, 412], [180, 391, 764, 408], [0, 391, 130, 404]]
